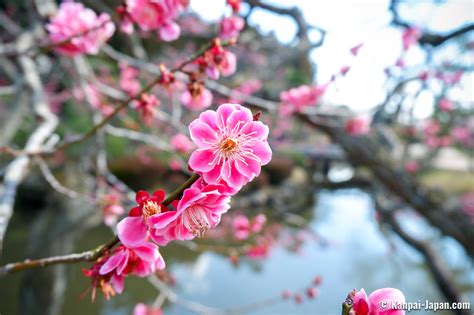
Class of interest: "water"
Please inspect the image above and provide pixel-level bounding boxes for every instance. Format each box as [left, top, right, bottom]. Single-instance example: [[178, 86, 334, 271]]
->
[[1, 189, 473, 315]]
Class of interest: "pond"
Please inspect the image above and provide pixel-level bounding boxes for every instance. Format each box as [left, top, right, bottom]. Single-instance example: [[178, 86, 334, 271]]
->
[[1, 189, 473, 315]]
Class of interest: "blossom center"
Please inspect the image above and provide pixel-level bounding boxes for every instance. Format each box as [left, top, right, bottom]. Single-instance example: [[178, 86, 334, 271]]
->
[[142, 200, 162, 219], [182, 206, 210, 238], [220, 138, 238, 152]]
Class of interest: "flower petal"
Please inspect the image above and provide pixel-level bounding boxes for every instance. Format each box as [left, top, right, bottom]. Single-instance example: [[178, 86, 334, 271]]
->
[[234, 155, 261, 179], [226, 108, 252, 132], [189, 149, 217, 172], [149, 211, 179, 229], [369, 288, 405, 315], [189, 120, 218, 148], [99, 250, 126, 275], [110, 274, 124, 294], [133, 242, 159, 262], [135, 190, 150, 204], [117, 216, 148, 247], [249, 141, 272, 165]]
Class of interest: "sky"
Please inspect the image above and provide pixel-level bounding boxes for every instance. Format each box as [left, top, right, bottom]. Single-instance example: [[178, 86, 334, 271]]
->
[[190, 0, 473, 119]]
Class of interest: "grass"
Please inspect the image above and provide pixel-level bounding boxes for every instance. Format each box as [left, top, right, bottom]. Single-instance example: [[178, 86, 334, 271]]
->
[[420, 169, 474, 195]]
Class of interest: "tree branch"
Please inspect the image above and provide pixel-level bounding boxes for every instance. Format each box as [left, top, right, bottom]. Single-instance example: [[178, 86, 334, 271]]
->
[[0, 33, 58, 249], [0, 173, 200, 275]]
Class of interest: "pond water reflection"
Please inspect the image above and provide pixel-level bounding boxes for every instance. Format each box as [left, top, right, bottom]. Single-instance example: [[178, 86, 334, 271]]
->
[[1, 189, 473, 315]]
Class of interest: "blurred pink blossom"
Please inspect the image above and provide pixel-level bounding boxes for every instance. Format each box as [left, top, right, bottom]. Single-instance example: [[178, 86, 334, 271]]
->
[[220, 16, 245, 40], [180, 87, 213, 110], [122, 0, 188, 41], [135, 93, 160, 124], [101, 193, 125, 226], [402, 27, 421, 51], [119, 63, 141, 97], [280, 84, 326, 114], [47, 1, 115, 56], [345, 117, 370, 136], [350, 43, 364, 56], [171, 133, 194, 153], [438, 98, 454, 112], [404, 161, 418, 174]]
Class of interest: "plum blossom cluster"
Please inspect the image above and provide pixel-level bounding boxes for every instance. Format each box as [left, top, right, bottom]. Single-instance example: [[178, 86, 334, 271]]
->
[[117, 0, 189, 41], [181, 40, 237, 110], [279, 84, 327, 115], [47, 1, 115, 56], [219, 0, 245, 40], [84, 103, 272, 298], [176, 39, 238, 111]]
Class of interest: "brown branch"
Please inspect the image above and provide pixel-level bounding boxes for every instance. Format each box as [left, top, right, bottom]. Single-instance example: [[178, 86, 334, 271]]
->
[[0, 33, 59, 249], [375, 197, 471, 314], [418, 24, 474, 47], [0, 173, 200, 276], [244, 0, 326, 49], [390, 0, 473, 47]]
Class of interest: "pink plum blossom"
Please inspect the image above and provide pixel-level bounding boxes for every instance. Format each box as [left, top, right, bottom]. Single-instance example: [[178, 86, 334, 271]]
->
[[99, 243, 165, 278], [250, 213, 266, 233], [188, 103, 272, 190], [352, 288, 405, 315], [149, 181, 231, 245], [345, 117, 370, 136], [47, 1, 115, 56], [423, 120, 440, 136], [402, 27, 421, 51], [419, 71, 429, 81], [451, 127, 472, 146], [340, 65, 351, 76], [119, 63, 141, 96], [350, 43, 364, 56], [82, 253, 124, 301], [227, 0, 241, 13], [101, 193, 125, 226], [180, 87, 213, 111], [122, 0, 188, 41], [404, 161, 418, 174], [169, 158, 183, 171], [135, 93, 160, 124], [245, 244, 270, 259], [220, 16, 245, 40], [280, 84, 326, 114], [204, 50, 237, 80], [117, 190, 170, 247], [395, 58, 405, 68], [171, 133, 195, 153], [232, 214, 250, 240], [232, 213, 266, 240], [133, 303, 163, 315], [438, 98, 454, 112]]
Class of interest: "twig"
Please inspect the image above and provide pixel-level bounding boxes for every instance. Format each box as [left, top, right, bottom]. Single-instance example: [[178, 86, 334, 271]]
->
[[147, 274, 221, 315], [21, 40, 229, 157], [0, 173, 199, 275], [35, 157, 95, 203]]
